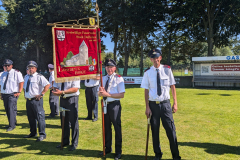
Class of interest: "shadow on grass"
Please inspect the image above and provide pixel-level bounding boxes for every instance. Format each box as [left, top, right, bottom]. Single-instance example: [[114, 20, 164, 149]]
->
[[0, 137, 159, 160], [219, 94, 231, 96], [196, 93, 211, 95], [179, 142, 240, 155], [0, 123, 60, 129]]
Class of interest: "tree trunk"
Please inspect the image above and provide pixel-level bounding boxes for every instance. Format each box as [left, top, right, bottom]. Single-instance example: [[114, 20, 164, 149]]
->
[[122, 21, 128, 76], [167, 33, 172, 65], [36, 44, 39, 64], [113, 25, 118, 62], [140, 34, 144, 76]]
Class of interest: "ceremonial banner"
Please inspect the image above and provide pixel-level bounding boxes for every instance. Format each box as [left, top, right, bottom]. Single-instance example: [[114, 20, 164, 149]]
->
[[52, 27, 99, 82]]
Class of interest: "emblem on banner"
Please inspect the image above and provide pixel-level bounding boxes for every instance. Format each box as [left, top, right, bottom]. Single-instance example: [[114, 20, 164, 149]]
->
[[56, 30, 65, 41], [89, 65, 95, 71], [89, 18, 95, 26]]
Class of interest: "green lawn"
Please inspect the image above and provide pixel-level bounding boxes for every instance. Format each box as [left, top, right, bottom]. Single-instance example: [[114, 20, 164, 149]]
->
[[0, 86, 239, 159]]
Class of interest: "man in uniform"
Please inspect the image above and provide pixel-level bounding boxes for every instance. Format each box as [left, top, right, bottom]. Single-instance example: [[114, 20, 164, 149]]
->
[[52, 80, 80, 151], [141, 49, 181, 160], [0, 59, 24, 132], [84, 77, 100, 122], [46, 64, 59, 118], [23, 61, 50, 142], [98, 59, 125, 160]]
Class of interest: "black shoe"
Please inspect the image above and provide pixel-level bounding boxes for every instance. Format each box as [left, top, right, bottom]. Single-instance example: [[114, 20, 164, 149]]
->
[[92, 118, 98, 122], [68, 145, 76, 151], [84, 117, 92, 120], [173, 157, 181, 160], [153, 156, 162, 160], [36, 136, 46, 142], [6, 127, 15, 132], [56, 144, 69, 148], [4, 125, 9, 129], [99, 150, 111, 156], [115, 153, 121, 160], [23, 134, 37, 138]]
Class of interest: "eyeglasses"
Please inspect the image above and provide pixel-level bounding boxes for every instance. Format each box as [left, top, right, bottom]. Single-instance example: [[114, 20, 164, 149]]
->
[[4, 65, 11, 67]]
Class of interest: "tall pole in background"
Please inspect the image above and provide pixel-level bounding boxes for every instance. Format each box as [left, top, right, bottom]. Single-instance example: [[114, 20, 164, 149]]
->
[[96, 1, 106, 156]]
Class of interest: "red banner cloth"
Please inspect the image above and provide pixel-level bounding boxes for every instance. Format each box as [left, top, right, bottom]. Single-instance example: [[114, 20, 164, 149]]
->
[[52, 27, 99, 82]]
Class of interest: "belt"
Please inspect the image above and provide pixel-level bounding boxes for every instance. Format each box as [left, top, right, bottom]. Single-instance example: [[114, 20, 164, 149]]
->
[[60, 95, 76, 99], [149, 99, 169, 104], [107, 100, 120, 104], [27, 98, 35, 101]]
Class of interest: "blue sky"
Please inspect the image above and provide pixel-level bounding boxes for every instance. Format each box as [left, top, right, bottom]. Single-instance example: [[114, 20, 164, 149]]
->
[[102, 34, 114, 53]]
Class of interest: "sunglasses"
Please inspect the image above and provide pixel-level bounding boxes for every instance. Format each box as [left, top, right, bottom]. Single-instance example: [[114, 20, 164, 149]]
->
[[4, 65, 11, 67]]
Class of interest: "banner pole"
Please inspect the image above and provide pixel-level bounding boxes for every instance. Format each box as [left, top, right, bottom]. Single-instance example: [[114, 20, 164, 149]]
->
[[96, 1, 105, 156]]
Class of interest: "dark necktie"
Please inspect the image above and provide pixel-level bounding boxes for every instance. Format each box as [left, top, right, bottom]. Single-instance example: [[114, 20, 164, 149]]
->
[[103, 77, 110, 100], [3, 72, 9, 90], [26, 76, 32, 92], [87, 79, 89, 83], [156, 69, 161, 96], [61, 82, 65, 91]]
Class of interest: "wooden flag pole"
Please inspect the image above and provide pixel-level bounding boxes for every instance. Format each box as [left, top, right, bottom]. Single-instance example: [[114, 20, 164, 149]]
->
[[96, 1, 105, 156]]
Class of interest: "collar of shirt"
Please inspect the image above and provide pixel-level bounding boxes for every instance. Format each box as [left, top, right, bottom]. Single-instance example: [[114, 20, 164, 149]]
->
[[152, 65, 162, 71], [107, 72, 116, 80], [30, 72, 38, 77]]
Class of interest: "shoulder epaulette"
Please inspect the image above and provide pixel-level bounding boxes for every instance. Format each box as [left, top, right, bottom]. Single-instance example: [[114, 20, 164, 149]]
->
[[144, 67, 150, 72], [163, 65, 171, 68], [15, 69, 19, 72], [115, 74, 121, 77]]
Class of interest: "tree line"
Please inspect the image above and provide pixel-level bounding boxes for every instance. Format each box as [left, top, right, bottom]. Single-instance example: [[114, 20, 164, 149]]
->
[[0, 0, 240, 75]]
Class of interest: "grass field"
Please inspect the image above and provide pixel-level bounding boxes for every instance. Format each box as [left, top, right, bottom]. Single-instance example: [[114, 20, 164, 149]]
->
[[0, 86, 239, 160]]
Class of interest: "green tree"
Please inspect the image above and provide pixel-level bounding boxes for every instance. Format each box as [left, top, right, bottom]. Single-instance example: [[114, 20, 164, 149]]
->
[[175, 0, 240, 56]]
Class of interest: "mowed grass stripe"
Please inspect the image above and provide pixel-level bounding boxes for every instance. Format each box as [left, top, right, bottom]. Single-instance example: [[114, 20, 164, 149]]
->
[[0, 86, 239, 159]]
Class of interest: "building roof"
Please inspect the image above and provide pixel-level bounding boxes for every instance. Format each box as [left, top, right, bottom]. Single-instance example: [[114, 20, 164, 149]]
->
[[192, 55, 240, 63]]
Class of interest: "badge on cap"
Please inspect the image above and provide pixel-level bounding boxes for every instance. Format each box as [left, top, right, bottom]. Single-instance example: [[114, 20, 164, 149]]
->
[[30, 61, 34, 65]]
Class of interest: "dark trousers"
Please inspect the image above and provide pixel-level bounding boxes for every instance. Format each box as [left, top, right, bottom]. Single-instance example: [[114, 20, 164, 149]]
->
[[60, 96, 79, 147], [2, 94, 18, 128], [26, 98, 46, 137], [104, 101, 122, 154], [49, 90, 59, 117], [149, 100, 180, 159], [85, 86, 98, 119]]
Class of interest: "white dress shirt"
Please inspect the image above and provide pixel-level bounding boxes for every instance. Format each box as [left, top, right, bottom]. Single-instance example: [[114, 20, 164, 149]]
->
[[53, 80, 80, 98], [0, 69, 24, 94], [49, 71, 55, 88], [24, 72, 50, 98], [102, 72, 125, 102], [85, 79, 100, 87], [141, 65, 176, 101]]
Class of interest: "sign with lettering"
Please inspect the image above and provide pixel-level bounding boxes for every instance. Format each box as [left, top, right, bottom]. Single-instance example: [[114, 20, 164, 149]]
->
[[201, 63, 240, 76], [52, 27, 99, 82], [123, 77, 143, 84]]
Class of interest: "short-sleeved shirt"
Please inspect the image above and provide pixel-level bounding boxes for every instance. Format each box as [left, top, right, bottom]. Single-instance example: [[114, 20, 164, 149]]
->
[[102, 72, 125, 102], [24, 72, 50, 98], [0, 69, 24, 94], [141, 65, 176, 101], [53, 80, 80, 98], [85, 79, 99, 87], [49, 71, 55, 88]]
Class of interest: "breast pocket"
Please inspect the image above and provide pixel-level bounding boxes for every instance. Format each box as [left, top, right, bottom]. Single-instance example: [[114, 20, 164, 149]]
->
[[30, 80, 38, 90], [161, 76, 170, 86]]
